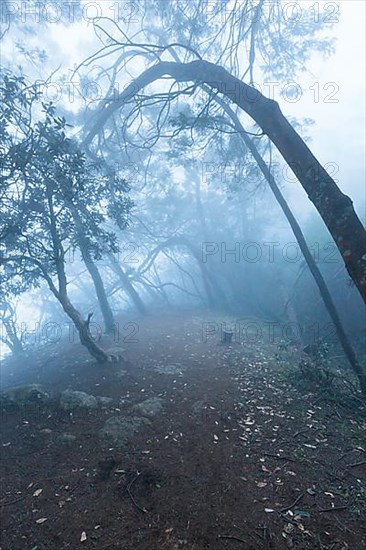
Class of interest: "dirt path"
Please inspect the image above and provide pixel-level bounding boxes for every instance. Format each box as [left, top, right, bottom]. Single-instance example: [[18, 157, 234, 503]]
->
[[0, 311, 365, 549]]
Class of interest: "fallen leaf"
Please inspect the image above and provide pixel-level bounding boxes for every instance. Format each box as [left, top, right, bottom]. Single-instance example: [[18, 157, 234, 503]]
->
[[36, 518, 47, 524], [294, 510, 310, 518]]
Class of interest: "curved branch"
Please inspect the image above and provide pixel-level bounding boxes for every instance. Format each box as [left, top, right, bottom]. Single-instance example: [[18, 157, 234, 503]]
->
[[83, 59, 366, 301]]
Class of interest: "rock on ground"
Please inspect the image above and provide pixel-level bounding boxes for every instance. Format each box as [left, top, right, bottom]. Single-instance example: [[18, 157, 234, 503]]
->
[[0, 384, 50, 410], [59, 389, 98, 411], [100, 416, 151, 447], [57, 432, 76, 445], [133, 397, 164, 418], [96, 396, 114, 408], [155, 364, 186, 375]]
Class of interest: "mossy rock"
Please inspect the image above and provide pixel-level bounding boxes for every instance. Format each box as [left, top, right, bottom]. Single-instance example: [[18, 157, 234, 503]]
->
[[60, 389, 98, 411], [133, 397, 164, 418], [100, 415, 151, 447], [0, 384, 51, 410]]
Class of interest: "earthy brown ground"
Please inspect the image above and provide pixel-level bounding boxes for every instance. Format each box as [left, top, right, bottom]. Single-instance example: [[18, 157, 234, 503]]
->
[[0, 311, 365, 549]]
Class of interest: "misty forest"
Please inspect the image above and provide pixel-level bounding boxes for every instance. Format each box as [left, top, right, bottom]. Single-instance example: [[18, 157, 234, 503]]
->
[[0, 1, 365, 548]]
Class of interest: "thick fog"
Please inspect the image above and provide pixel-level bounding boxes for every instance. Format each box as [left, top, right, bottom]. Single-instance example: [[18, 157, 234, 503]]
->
[[1, 0, 364, 359], [0, 3, 365, 547]]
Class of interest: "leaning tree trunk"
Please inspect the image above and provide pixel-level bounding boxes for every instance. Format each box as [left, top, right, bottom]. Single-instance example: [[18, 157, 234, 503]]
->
[[56, 292, 111, 363], [81, 246, 116, 333], [70, 207, 116, 333], [136, 236, 228, 309], [186, 240, 229, 309], [84, 60, 366, 301], [43, 190, 113, 363], [42, 269, 112, 363], [2, 321, 24, 354], [0, 302, 24, 354], [220, 101, 366, 396], [107, 254, 147, 315]]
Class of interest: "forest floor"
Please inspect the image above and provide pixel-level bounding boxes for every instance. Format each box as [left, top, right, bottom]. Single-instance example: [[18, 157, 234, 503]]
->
[[0, 310, 365, 549]]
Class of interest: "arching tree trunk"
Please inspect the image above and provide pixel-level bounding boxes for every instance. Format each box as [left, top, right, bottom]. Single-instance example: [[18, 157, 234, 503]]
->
[[84, 60, 366, 301], [220, 101, 366, 396]]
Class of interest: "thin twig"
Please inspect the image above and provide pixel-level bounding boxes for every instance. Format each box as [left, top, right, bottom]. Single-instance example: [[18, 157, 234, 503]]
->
[[0, 495, 27, 507], [345, 461, 366, 469], [279, 512, 299, 526], [280, 493, 304, 513], [318, 506, 348, 513], [293, 428, 310, 438], [263, 453, 296, 463], [218, 534, 247, 544], [126, 473, 148, 514]]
